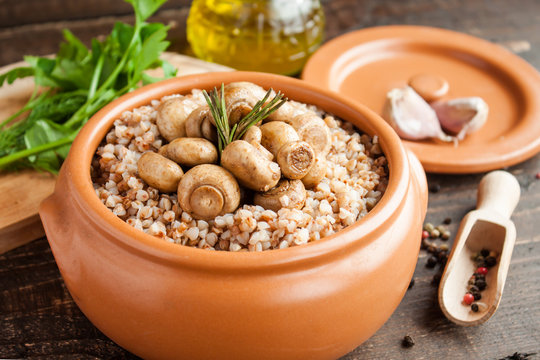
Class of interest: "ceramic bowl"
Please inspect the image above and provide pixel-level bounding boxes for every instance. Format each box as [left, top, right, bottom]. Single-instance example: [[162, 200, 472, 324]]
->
[[39, 72, 427, 360]]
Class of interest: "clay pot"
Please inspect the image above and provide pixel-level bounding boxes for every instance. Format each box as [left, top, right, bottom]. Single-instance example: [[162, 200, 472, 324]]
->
[[39, 72, 427, 360]]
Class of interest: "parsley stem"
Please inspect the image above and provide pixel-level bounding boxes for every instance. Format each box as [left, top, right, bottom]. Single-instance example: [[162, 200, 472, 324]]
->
[[0, 134, 74, 169], [87, 53, 105, 100]]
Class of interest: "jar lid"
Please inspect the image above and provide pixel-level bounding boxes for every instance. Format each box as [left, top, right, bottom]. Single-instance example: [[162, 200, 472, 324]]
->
[[302, 25, 540, 173]]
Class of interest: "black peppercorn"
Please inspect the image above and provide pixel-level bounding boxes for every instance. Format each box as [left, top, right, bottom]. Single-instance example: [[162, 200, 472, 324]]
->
[[476, 279, 487, 290], [443, 217, 452, 225], [468, 285, 479, 293], [471, 303, 479, 312], [473, 292, 482, 301], [426, 256, 438, 268], [486, 256, 497, 267], [408, 278, 415, 290], [480, 249, 490, 257], [401, 335, 415, 348], [431, 273, 442, 286], [429, 183, 440, 193]]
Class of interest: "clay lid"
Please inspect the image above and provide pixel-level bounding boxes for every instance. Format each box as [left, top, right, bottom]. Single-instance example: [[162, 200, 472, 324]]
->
[[302, 25, 540, 173]]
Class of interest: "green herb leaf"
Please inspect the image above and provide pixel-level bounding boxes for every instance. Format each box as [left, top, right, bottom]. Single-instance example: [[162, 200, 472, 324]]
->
[[0, 67, 34, 87], [204, 84, 287, 154], [125, 0, 168, 22], [0, 0, 174, 172]]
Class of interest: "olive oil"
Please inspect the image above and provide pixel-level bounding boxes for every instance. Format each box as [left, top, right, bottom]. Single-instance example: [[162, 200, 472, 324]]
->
[[187, 0, 325, 75]]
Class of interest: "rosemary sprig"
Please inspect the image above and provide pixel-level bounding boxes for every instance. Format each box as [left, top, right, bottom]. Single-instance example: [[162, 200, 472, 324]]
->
[[202, 84, 287, 154]]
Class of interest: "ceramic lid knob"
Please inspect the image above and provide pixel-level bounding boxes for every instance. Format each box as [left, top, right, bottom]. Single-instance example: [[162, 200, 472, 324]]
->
[[408, 73, 449, 102]]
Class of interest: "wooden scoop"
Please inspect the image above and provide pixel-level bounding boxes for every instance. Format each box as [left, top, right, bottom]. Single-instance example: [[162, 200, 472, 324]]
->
[[438, 171, 520, 326]]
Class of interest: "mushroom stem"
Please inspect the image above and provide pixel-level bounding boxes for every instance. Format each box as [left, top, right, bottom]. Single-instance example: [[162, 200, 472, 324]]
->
[[177, 164, 241, 220], [277, 141, 315, 180], [185, 105, 218, 143]]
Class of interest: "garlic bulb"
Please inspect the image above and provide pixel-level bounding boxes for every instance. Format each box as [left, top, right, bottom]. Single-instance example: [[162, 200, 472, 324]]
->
[[382, 86, 453, 142], [432, 97, 489, 141]]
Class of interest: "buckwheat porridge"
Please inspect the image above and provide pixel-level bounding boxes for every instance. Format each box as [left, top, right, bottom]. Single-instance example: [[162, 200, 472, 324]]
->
[[91, 82, 388, 252]]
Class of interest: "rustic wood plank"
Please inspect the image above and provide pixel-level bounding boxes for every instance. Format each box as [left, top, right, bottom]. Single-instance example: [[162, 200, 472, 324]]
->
[[0, 8, 192, 67], [0, 0, 190, 28]]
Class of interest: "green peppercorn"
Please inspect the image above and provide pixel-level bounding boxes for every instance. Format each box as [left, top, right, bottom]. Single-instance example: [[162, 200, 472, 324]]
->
[[430, 229, 441, 238], [424, 223, 434, 232], [439, 243, 449, 251]]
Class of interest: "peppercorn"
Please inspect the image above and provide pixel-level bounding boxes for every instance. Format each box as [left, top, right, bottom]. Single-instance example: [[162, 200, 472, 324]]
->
[[408, 278, 415, 290], [421, 239, 431, 250], [441, 230, 451, 240], [443, 217, 452, 225], [476, 267, 488, 275], [471, 303, 479, 312], [426, 256, 438, 268], [536, 171, 540, 180], [475, 254, 485, 263], [468, 285, 479, 293], [439, 243, 449, 252], [430, 229, 441, 238], [401, 335, 415, 348], [476, 279, 487, 290], [463, 293, 474, 305], [473, 292, 482, 301], [424, 222, 434, 232], [421, 230, 430, 239], [431, 273, 442, 286], [486, 256, 497, 267], [489, 250, 498, 258], [427, 244, 438, 254], [468, 275, 476, 286], [429, 183, 440, 193], [437, 250, 448, 261], [480, 249, 490, 257]]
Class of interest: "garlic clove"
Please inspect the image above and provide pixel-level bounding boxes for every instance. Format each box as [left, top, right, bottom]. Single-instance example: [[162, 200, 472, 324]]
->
[[432, 97, 489, 141], [382, 86, 453, 142]]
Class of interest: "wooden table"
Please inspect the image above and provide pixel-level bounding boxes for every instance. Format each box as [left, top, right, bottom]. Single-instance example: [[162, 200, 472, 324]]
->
[[1, 1, 539, 359]]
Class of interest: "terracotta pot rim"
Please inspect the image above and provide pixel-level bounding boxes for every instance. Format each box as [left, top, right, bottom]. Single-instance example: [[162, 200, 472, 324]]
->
[[64, 71, 413, 269]]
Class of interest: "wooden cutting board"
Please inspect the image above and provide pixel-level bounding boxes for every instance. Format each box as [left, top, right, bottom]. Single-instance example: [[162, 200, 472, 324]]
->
[[0, 53, 231, 254]]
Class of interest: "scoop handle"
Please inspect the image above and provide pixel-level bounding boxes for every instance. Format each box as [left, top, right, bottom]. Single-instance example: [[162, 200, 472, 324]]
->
[[476, 171, 521, 219]]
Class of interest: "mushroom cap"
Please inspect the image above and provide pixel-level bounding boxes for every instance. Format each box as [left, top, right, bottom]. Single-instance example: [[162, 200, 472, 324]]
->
[[137, 152, 184, 193], [301, 154, 327, 189], [162, 137, 218, 167], [177, 164, 241, 220], [259, 121, 299, 157], [221, 140, 281, 192], [223, 82, 267, 125], [185, 105, 218, 142], [253, 179, 306, 212], [156, 97, 198, 142], [290, 113, 332, 155]]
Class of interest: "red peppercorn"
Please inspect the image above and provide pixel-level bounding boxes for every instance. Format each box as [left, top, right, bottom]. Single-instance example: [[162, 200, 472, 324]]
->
[[422, 230, 430, 239], [536, 171, 540, 179], [476, 267, 488, 275], [463, 293, 474, 305]]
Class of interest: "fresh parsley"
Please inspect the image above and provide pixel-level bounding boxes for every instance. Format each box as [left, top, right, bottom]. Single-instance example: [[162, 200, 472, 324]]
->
[[0, 0, 176, 173]]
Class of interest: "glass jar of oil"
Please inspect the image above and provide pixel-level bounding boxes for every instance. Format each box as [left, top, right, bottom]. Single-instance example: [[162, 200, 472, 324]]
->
[[187, 0, 325, 75]]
